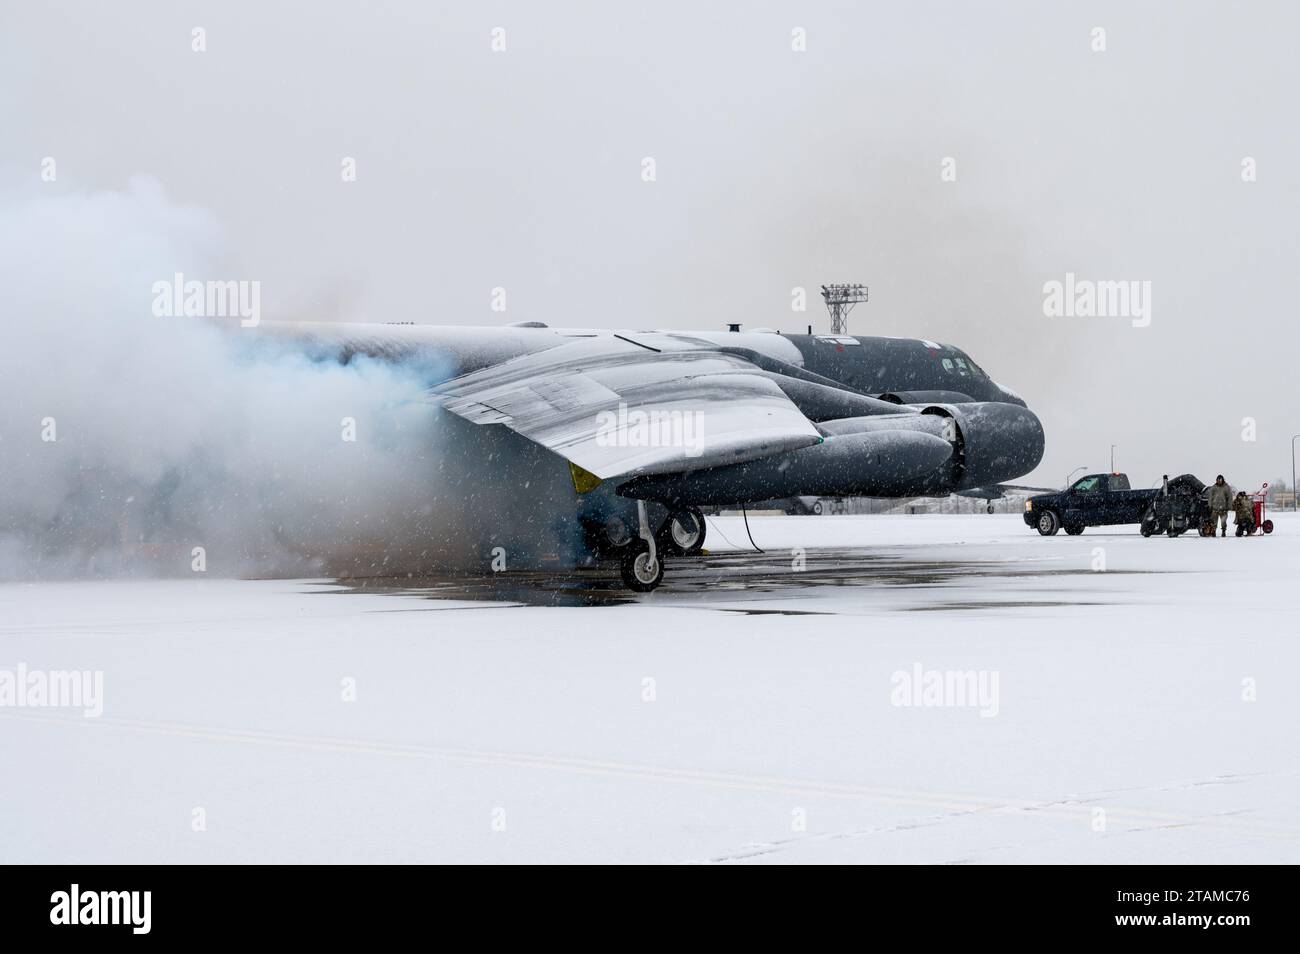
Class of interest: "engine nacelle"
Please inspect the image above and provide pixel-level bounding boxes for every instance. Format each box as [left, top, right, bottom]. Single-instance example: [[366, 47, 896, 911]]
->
[[616, 401, 1042, 505], [918, 402, 1045, 491], [877, 390, 975, 405], [619, 428, 953, 504]]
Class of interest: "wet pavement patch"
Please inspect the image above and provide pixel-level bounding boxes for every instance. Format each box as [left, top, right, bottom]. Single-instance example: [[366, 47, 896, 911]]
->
[[315, 546, 1165, 609], [319, 574, 634, 607], [905, 600, 1106, 612]]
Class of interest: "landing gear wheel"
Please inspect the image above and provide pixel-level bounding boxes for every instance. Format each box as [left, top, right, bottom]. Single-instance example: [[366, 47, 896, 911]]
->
[[1263, 519, 1274, 534], [1140, 524, 1153, 537], [603, 515, 633, 548], [812, 500, 824, 515], [660, 506, 706, 555], [1198, 522, 1215, 537], [1036, 511, 1059, 536], [620, 542, 664, 592], [1064, 524, 1084, 535], [986, 503, 995, 514]]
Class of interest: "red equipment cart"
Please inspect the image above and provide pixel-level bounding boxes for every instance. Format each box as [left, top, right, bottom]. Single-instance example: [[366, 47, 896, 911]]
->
[[1250, 484, 1274, 535]]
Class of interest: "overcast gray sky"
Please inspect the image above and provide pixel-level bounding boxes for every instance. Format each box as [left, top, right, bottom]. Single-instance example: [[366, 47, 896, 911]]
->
[[4, 0, 1299, 489]]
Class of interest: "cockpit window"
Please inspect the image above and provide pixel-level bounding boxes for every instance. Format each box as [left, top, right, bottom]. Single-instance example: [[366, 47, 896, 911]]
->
[[953, 352, 987, 378], [935, 347, 988, 379]]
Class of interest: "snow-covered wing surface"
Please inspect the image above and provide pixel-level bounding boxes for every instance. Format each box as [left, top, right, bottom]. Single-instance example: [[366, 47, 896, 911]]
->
[[957, 483, 1059, 500], [430, 333, 823, 480]]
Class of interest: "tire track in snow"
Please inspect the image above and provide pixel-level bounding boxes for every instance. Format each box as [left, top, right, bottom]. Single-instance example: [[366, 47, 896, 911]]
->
[[5, 710, 1298, 844]]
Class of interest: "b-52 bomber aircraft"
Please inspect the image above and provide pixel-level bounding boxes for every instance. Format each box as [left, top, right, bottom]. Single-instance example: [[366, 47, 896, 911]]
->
[[270, 322, 1045, 591]]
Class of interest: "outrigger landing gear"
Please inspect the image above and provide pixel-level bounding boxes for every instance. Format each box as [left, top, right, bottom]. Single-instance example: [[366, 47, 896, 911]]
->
[[620, 500, 665, 592]]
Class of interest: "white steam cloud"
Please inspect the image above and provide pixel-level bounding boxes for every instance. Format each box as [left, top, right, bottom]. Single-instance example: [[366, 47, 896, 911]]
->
[[0, 178, 449, 579]]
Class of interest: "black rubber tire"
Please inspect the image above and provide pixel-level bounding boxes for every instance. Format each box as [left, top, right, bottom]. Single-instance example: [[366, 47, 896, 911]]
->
[[1064, 524, 1085, 535], [986, 503, 995, 514], [660, 507, 706, 555], [603, 515, 633, 549], [1263, 519, 1274, 534], [1035, 511, 1059, 536], [1140, 524, 1153, 538], [1197, 523, 1215, 537], [812, 501, 824, 515], [619, 542, 664, 592]]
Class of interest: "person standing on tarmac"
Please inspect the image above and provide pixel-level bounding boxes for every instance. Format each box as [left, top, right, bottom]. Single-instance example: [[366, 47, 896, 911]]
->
[[1208, 474, 1233, 537]]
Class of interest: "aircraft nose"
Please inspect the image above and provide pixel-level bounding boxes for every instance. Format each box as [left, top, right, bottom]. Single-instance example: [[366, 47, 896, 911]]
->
[[993, 384, 1027, 408]]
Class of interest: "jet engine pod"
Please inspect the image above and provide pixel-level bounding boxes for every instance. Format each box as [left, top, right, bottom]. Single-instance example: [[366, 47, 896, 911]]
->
[[921, 401, 1045, 490], [877, 390, 975, 405], [618, 429, 954, 505]]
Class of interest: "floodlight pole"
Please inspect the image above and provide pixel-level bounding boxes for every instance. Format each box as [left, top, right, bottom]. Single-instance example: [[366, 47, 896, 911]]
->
[[820, 283, 869, 335], [1292, 434, 1299, 513]]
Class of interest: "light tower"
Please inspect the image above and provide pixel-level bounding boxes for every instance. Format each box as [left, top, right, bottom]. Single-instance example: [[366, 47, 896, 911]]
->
[[820, 283, 869, 334]]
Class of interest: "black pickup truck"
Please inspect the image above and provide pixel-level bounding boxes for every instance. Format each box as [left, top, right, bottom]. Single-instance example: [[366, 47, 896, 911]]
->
[[1023, 472, 1162, 535]]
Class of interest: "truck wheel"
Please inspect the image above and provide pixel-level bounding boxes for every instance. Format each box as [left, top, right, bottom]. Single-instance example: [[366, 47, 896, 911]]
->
[[1064, 524, 1084, 535], [619, 542, 664, 592], [1036, 511, 1059, 536]]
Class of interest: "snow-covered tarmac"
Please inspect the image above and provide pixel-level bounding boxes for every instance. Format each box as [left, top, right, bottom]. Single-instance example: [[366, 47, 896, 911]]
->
[[2, 513, 1297, 864]]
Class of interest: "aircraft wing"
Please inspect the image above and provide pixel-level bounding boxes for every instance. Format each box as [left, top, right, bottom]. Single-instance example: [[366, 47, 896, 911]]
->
[[429, 333, 824, 483], [956, 483, 1057, 500]]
